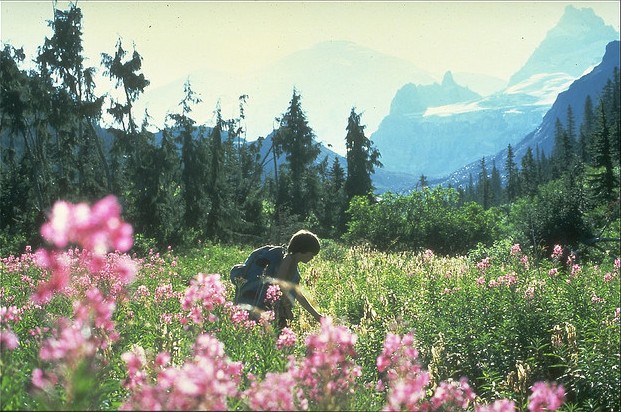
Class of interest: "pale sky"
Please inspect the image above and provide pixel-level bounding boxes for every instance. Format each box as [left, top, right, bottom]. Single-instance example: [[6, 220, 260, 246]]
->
[[2, 1, 620, 88], [1, 1, 620, 151]]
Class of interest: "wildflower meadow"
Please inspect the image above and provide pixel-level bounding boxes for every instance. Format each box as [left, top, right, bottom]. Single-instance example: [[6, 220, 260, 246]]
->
[[1, 196, 619, 411]]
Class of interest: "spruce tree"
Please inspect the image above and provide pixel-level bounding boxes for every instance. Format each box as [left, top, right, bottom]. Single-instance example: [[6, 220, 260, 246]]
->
[[578, 95, 596, 163], [588, 103, 616, 202], [344, 108, 381, 201], [477, 157, 491, 209], [273, 89, 320, 220], [36, 4, 108, 199], [520, 147, 538, 197], [505, 144, 520, 202]]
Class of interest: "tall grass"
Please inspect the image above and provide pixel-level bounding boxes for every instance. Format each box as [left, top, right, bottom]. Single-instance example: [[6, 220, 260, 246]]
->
[[1, 197, 618, 411]]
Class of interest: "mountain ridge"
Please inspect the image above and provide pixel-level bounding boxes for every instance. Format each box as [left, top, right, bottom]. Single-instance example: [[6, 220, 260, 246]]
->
[[370, 5, 619, 184]]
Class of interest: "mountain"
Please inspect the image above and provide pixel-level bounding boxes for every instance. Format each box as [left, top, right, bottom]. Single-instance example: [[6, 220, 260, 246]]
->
[[134, 40, 436, 155], [371, 6, 619, 184], [436, 39, 620, 189], [508, 5, 618, 86]]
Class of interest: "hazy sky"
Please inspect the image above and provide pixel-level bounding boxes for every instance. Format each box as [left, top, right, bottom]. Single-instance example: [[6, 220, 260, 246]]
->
[[2, 1, 620, 89], [2, 1, 620, 151]]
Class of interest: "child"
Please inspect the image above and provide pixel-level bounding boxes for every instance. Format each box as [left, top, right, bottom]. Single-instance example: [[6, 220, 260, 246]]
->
[[234, 229, 323, 329], [273, 229, 323, 329]]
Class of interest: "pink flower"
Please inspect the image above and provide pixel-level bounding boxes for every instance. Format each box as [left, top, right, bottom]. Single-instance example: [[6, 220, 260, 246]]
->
[[548, 268, 559, 277], [510, 244, 522, 256], [264, 284, 283, 305], [430, 377, 476, 409], [31, 368, 58, 389], [551, 245, 563, 260], [243, 371, 302, 411], [476, 399, 516, 412], [40, 196, 133, 254], [155, 351, 171, 368], [0, 329, 19, 350], [614, 258, 620, 270], [591, 294, 604, 304], [477, 257, 491, 271], [276, 327, 297, 349], [570, 264, 581, 277], [135, 285, 150, 299], [527, 381, 565, 412]]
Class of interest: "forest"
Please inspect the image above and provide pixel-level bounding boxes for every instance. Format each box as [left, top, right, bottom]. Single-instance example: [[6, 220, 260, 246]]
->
[[1, 5, 619, 260]]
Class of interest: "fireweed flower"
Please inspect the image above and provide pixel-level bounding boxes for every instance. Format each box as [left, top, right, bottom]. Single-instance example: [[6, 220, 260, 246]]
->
[[0, 329, 19, 350], [477, 257, 491, 271], [527, 381, 565, 412], [289, 317, 361, 408], [510, 244, 522, 256], [243, 371, 305, 411], [120, 333, 242, 411], [180, 273, 226, 325], [276, 327, 297, 349], [615, 258, 620, 270], [475, 399, 516, 412], [548, 268, 559, 277], [377, 332, 430, 411], [551, 245, 563, 260], [264, 284, 283, 305], [430, 377, 476, 410], [40, 195, 133, 255]]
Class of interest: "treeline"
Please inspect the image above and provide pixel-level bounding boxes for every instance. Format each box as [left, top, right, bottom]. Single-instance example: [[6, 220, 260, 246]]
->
[[344, 70, 620, 257], [0, 4, 380, 255], [1, 4, 619, 259]]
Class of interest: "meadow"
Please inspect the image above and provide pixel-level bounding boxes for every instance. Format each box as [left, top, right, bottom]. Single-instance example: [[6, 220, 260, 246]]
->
[[1, 196, 619, 411]]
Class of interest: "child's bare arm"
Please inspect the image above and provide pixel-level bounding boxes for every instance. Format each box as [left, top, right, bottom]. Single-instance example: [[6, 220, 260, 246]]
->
[[295, 289, 322, 323]]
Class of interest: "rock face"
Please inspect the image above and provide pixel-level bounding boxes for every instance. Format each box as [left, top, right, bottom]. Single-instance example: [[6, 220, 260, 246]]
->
[[436, 40, 620, 189], [371, 5, 619, 181]]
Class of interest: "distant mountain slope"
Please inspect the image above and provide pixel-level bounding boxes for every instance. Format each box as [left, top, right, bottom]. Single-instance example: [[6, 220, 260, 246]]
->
[[371, 5, 619, 183], [509, 5, 618, 86], [135, 40, 436, 155], [436, 40, 620, 189]]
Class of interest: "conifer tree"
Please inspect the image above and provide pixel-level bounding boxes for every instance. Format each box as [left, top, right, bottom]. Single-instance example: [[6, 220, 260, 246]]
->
[[344, 108, 381, 201], [325, 158, 348, 235], [36, 4, 108, 199], [273, 89, 320, 220], [152, 128, 183, 246], [490, 160, 502, 206], [477, 158, 491, 209], [588, 103, 616, 202], [169, 80, 208, 232], [206, 108, 226, 240], [505, 144, 520, 202], [578, 95, 596, 163], [520, 147, 538, 197]]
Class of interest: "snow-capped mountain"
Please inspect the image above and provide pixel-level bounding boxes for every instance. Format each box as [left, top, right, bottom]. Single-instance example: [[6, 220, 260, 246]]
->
[[435, 39, 620, 189], [371, 5, 618, 183]]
